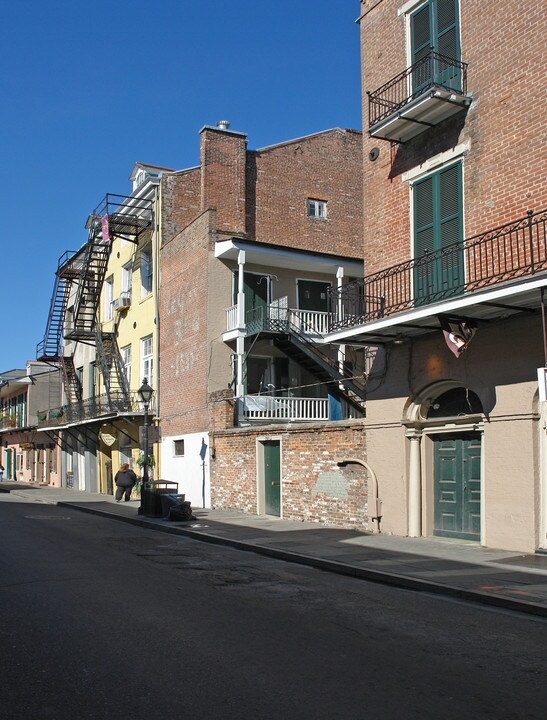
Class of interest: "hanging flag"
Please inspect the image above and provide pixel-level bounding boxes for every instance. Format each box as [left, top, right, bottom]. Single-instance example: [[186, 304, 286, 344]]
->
[[439, 316, 477, 358], [101, 214, 110, 242]]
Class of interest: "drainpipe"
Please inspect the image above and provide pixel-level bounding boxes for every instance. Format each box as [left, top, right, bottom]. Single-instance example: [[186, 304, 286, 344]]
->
[[337, 458, 382, 532], [407, 431, 422, 537], [236, 250, 246, 397]]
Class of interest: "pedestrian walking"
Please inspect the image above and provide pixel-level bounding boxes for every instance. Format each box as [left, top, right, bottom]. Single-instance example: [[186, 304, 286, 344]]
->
[[0, 464, 4, 482], [114, 462, 137, 502]]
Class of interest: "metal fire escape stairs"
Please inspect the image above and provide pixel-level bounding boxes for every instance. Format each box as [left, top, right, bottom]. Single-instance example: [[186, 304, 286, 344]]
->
[[37, 194, 153, 415], [245, 307, 367, 414]]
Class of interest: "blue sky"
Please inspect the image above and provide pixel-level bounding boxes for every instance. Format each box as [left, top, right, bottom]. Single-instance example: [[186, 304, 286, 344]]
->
[[0, 0, 362, 372]]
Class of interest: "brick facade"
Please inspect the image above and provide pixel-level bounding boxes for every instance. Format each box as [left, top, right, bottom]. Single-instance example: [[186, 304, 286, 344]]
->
[[210, 414, 371, 529], [359, 0, 547, 274]]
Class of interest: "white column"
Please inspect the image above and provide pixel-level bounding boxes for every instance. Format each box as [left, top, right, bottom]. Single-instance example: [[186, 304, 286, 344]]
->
[[236, 250, 246, 398], [237, 250, 246, 328], [408, 432, 422, 537], [336, 266, 344, 323]]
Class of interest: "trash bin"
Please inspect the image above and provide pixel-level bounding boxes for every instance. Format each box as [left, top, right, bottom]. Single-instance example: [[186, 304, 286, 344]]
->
[[160, 493, 186, 518], [141, 480, 179, 518]]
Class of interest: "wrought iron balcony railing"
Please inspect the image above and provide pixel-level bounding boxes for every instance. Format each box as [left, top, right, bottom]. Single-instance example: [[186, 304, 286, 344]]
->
[[367, 49, 468, 129], [329, 209, 547, 331], [36, 391, 156, 428]]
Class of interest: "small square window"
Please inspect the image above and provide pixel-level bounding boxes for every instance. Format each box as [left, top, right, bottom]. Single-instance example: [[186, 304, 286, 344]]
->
[[307, 199, 327, 219], [173, 439, 185, 457]]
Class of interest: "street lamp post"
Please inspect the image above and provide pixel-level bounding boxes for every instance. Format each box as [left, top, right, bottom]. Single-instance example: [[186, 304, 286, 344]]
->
[[137, 377, 153, 515]]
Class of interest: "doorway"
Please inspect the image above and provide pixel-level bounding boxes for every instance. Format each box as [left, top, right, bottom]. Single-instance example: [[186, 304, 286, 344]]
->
[[259, 440, 281, 517], [433, 432, 481, 540]]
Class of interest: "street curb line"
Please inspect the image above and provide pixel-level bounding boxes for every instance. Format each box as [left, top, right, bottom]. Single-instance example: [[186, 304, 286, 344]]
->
[[57, 501, 547, 619]]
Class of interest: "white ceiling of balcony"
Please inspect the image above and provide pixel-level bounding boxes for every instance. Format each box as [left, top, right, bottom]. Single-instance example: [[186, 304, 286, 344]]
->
[[215, 238, 364, 277]]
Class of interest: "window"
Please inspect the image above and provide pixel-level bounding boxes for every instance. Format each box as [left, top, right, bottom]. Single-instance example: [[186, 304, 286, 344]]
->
[[173, 440, 185, 457], [413, 161, 463, 303], [104, 276, 114, 320], [121, 345, 132, 386], [140, 335, 153, 384], [140, 246, 153, 298], [89, 361, 96, 397], [122, 262, 133, 297], [410, 0, 460, 94], [307, 199, 327, 219]]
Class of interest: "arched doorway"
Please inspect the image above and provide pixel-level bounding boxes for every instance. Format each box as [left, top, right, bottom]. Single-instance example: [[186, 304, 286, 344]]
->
[[404, 382, 484, 542]]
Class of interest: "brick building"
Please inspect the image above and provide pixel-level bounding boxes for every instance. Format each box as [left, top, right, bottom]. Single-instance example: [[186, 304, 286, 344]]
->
[[159, 124, 373, 526], [327, 0, 547, 551]]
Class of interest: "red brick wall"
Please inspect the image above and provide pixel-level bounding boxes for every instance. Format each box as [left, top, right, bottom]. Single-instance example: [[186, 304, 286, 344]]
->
[[159, 209, 215, 437], [359, 0, 547, 274], [210, 420, 372, 529], [161, 168, 201, 247], [248, 129, 363, 258], [200, 127, 247, 236]]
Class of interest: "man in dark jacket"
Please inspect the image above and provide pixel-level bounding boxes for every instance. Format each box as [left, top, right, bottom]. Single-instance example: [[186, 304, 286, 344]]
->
[[114, 463, 138, 502]]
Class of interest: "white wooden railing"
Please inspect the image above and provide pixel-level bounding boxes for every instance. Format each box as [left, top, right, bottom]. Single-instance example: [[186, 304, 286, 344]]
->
[[225, 304, 238, 331], [240, 396, 329, 421], [289, 309, 330, 335], [225, 302, 330, 336]]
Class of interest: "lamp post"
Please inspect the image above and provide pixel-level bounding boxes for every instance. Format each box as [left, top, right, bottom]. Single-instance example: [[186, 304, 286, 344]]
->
[[137, 377, 153, 515]]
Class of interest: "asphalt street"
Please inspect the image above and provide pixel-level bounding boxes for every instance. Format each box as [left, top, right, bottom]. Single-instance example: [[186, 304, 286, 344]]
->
[[1, 495, 546, 720]]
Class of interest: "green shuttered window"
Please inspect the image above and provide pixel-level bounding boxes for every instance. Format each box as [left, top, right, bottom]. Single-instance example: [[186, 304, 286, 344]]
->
[[410, 0, 460, 93], [413, 162, 464, 303]]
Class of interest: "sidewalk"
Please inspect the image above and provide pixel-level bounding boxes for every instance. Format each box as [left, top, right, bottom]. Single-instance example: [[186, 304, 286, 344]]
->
[[2, 481, 547, 617]]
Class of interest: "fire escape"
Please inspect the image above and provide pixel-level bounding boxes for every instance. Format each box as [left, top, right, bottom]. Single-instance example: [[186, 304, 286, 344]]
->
[[37, 194, 153, 416]]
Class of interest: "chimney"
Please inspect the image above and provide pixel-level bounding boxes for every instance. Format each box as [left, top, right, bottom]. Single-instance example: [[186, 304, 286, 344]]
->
[[200, 122, 247, 235]]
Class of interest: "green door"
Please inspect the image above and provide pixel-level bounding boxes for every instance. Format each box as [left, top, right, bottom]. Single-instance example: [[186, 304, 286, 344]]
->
[[414, 162, 464, 305], [434, 433, 481, 540], [297, 280, 330, 312], [263, 441, 281, 517]]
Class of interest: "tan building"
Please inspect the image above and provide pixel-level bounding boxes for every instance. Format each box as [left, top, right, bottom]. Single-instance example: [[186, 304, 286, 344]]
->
[[326, 0, 547, 551]]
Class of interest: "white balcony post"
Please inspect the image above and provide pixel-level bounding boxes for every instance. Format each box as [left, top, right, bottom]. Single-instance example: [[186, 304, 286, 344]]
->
[[236, 336, 245, 397], [336, 266, 344, 323], [237, 250, 246, 328]]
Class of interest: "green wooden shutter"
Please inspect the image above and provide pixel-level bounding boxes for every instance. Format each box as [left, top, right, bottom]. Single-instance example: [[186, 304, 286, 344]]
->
[[414, 175, 435, 301], [435, 0, 460, 88], [438, 163, 463, 292], [411, 2, 432, 93]]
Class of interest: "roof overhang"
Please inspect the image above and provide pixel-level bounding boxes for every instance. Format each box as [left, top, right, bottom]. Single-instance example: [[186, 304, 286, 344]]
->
[[215, 238, 363, 277]]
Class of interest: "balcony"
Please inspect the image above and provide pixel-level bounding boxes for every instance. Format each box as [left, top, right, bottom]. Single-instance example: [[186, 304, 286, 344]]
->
[[225, 304, 330, 338], [36, 391, 156, 428], [237, 395, 362, 424], [328, 209, 547, 341], [367, 50, 470, 143]]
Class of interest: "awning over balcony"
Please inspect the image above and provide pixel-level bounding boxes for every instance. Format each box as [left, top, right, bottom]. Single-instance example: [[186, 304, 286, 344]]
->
[[214, 238, 363, 277]]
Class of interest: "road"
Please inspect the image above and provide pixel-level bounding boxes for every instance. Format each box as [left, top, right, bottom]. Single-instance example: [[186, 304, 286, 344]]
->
[[0, 494, 545, 720]]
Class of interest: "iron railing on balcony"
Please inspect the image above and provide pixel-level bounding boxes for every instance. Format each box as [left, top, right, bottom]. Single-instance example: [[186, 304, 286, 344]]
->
[[368, 49, 468, 128], [329, 209, 547, 331], [35, 391, 156, 427]]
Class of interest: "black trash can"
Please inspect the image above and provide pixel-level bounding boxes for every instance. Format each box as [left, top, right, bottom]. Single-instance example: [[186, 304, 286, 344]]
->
[[141, 480, 179, 518], [160, 493, 186, 518]]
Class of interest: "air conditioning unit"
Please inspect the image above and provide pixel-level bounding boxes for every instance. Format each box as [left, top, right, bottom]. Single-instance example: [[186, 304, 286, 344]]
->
[[112, 292, 132, 312]]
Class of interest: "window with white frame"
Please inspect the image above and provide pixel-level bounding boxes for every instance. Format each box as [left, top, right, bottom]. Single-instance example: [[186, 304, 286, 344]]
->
[[121, 345, 132, 386], [140, 246, 153, 298], [307, 198, 327, 219], [104, 276, 114, 320], [122, 261, 133, 298], [173, 439, 185, 457], [140, 335, 153, 384]]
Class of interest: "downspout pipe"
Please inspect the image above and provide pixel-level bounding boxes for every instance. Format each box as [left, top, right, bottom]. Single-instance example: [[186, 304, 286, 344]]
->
[[337, 458, 382, 532]]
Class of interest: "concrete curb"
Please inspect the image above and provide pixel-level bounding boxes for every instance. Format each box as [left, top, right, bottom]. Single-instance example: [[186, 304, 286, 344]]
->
[[58, 501, 547, 619]]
